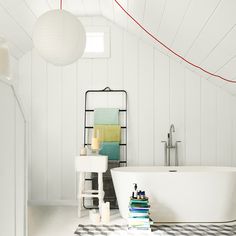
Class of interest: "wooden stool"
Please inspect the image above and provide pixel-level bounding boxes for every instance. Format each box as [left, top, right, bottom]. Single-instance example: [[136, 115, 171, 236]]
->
[[75, 155, 108, 217]]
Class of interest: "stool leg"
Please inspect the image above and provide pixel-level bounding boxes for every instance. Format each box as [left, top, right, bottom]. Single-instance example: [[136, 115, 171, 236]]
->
[[98, 172, 104, 214], [77, 172, 84, 217]]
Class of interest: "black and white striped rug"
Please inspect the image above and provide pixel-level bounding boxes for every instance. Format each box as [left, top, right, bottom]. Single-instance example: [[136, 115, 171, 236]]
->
[[74, 224, 236, 235]]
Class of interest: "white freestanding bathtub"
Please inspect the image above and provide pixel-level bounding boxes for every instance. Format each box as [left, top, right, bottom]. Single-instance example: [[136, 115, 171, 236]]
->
[[111, 166, 236, 223]]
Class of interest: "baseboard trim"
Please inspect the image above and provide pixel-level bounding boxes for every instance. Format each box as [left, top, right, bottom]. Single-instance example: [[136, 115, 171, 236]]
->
[[28, 200, 78, 206]]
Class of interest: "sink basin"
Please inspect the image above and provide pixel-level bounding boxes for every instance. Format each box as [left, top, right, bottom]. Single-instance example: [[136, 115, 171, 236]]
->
[[75, 155, 108, 173]]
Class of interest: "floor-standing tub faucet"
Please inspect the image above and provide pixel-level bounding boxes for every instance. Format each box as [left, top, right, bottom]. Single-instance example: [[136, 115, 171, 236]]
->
[[161, 124, 181, 166], [168, 124, 175, 147]]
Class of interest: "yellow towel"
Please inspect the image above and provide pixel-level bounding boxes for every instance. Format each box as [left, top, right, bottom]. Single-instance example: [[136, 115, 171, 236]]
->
[[94, 125, 121, 142]]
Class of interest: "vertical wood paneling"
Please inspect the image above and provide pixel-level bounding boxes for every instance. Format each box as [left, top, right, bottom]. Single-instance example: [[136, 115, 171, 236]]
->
[[18, 52, 32, 199], [91, 59, 107, 86], [18, 53, 31, 119], [108, 24, 123, 89], [232, 97, 236, 167], [201, 79, 217, 165], [10, 56, 19, 86], [0, 81, 26, 236], [154, 50, 170, 165], [31, 49, 47, 200], [88, 18, 108, 110], [123, 32, 139, 166], [217, 88, 232, 166], [107, 23, 124, 109], [91, 59, 108, 108], [138, 41, 154, 165], [169, 60, 185, 165], [15, 103, 25, 236], [47, 64, 61, 200], [0, 82, 15, 236], [17, 17, 236, 205], [185, 69, 201, 165], [77, 59, 93, 205], [77, 59, 92, 150], [106, 23, 125, 150], [61, 63, 77, 200]]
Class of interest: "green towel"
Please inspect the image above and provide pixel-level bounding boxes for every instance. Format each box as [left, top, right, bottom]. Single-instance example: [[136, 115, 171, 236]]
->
[[99, 142, 120, 160], [94, 108, 119, 125], [94, 125, 121, 142]]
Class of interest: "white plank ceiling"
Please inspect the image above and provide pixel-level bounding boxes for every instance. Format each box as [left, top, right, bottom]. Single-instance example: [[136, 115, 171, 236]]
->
[[1, 0, 236, 89]]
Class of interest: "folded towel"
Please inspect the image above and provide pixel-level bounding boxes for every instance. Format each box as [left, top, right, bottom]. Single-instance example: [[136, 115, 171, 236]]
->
[[99, 142, 120, 160], [94, 125, 121, 142], [94, 108, 119, 125]]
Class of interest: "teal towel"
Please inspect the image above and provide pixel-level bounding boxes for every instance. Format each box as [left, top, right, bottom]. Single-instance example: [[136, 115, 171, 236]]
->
[[99, 142, 120, 160], [94, 108, 119, 125]]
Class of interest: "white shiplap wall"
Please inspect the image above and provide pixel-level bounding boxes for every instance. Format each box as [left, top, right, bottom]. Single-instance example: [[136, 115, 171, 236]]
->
[[17, 16, 236, 205], [0, 80, 26, 236]]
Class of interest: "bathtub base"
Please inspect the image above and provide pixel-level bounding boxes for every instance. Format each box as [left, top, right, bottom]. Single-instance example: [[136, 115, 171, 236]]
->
[[111, 166, 236, 223]]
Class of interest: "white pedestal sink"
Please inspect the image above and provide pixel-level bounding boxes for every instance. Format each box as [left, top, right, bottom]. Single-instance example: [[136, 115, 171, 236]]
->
[[75, 155, 108, 217], [75, 155, 108, 173]]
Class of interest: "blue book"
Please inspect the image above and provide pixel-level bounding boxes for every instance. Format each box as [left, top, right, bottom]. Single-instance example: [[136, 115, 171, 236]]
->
[[129, 208, 149, 213], [129, 204, 150, 209], [130, 199, 148, 204]]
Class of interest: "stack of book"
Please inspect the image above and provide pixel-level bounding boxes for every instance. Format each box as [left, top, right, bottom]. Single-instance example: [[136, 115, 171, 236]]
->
[[128, 197, 152, 231]]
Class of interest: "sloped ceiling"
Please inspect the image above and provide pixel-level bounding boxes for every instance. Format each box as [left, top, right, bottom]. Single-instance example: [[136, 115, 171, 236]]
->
[[1, 0, 236, 90]]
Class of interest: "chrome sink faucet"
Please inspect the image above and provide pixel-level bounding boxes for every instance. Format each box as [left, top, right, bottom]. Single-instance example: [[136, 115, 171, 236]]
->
[[162, 124, 181, 166]]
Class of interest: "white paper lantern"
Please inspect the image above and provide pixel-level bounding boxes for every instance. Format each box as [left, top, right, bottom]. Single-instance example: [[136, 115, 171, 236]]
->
[[33, 10, 86, 66], [0, 38, 10, 79]]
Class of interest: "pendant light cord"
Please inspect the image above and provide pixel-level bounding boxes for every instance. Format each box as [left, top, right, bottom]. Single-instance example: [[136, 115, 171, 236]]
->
[[114, 0, 236, 84], [60, 0, 62, 10]]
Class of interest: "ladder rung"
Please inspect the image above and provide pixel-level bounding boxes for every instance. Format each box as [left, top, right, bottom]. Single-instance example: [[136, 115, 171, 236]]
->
[[81, 194, 102, 198], [84, 190, 99, 193], [85, 126, 127, 129], [84, 143, 127, 146], [85, 109, 127, 112]]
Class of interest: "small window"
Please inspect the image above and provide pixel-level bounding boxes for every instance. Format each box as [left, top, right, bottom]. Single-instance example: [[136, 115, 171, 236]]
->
[[83, 26, 110, 58], [85, 32, 104, 53]]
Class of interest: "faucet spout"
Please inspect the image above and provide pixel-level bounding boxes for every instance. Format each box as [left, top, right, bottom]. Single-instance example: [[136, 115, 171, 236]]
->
[[170, 124, 175, 133], [169, 124, 175, 147]]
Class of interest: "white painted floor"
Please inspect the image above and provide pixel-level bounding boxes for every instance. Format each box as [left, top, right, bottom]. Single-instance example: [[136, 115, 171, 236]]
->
[[28, 206, 126, 236], [28, 206, 236, 236]]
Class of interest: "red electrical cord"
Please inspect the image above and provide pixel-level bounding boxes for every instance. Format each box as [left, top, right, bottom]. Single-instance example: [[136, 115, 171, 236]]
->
[[114, 0, 236, 84]]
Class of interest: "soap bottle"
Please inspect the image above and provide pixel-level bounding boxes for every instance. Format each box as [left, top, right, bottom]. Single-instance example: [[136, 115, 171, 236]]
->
[[143, 191, 146, 199], [133, 183, 138, 199]]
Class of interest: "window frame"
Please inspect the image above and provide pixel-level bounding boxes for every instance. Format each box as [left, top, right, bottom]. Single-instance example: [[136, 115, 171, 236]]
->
[[83, 26, 110, 58]]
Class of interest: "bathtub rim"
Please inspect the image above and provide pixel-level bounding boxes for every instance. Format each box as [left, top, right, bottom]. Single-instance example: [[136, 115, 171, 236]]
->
[[111, 166, 236, 173]]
